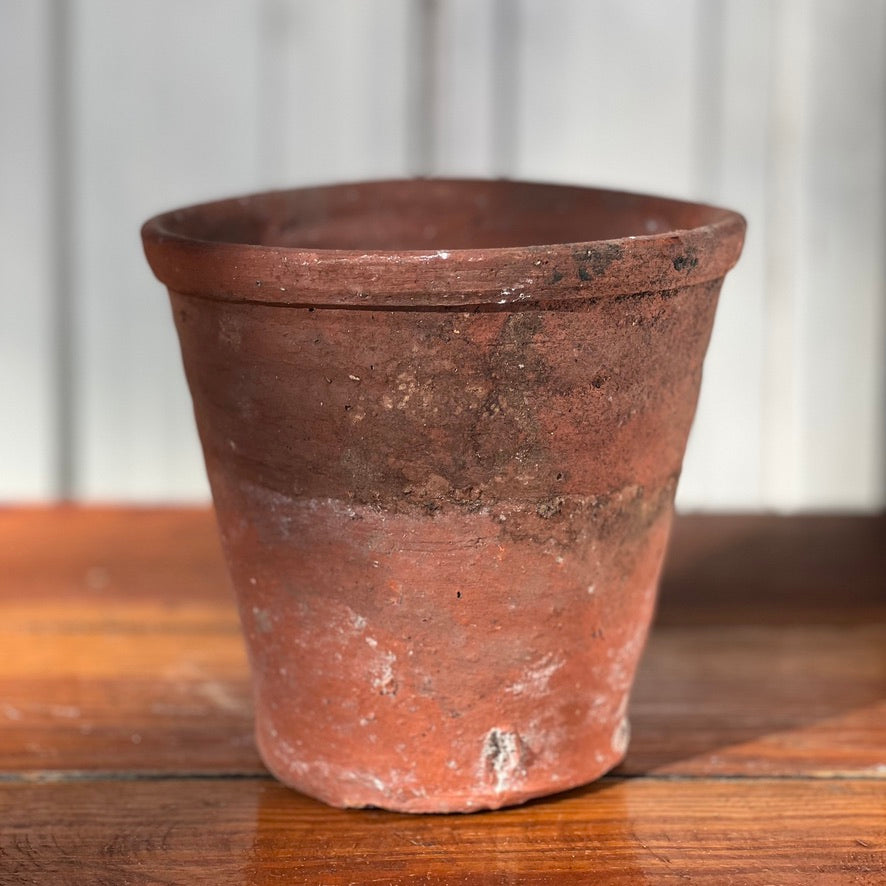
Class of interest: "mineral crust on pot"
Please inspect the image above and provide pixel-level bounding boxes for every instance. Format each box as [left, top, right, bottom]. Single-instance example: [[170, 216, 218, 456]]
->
[[142, 179, 745, 813]]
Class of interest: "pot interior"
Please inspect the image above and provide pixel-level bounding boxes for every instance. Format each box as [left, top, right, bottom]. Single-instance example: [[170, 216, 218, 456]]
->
[[160, 179, 734, 253]]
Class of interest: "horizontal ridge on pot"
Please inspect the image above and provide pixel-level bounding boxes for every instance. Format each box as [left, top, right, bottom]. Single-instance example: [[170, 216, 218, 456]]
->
[[142, 178, 745, 813], [142, 178, 745, 308]]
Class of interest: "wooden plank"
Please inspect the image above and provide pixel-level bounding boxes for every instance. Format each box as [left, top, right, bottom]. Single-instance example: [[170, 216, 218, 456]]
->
[[1, 777, 884, 883], [658, 513, 886, 624], [627, 624, 886, 776], [69, 0, 264, 501], [0, 0, 56, 500], [1, 510, 883, 778], [630, 515, 886, 775], [0, 508, 259, 772]]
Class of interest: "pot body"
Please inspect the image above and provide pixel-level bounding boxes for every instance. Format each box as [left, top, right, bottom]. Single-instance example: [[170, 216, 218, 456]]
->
[[144, 179, 744, 812]]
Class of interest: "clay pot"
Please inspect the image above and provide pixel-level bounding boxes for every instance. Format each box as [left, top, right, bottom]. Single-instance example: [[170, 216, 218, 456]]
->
[[142, 179, 744, 813]]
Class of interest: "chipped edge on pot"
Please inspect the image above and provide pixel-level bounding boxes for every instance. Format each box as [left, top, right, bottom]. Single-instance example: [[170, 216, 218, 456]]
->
[[141, 178, 746, 309]]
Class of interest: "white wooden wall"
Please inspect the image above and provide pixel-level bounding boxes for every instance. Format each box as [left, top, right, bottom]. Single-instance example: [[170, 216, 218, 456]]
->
[[3, 0, 884, 510]]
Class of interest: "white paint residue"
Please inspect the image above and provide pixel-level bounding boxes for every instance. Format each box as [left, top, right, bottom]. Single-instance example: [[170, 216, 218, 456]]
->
[[251, 606, 273, 633], [349, 610, 367, 632], [611, 717, 631, 755], [371, 650, 398, 696], [282, 756, 409, 801], [504, 654, 564, 697], [481, 728, 526, 793]]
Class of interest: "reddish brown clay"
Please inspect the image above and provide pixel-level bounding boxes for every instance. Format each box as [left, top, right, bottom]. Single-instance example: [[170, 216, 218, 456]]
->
[[142, 179, 744, 813]]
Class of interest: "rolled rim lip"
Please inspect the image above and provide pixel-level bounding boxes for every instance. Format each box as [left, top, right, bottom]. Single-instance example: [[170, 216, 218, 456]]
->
[[141, 178, 746, 308]]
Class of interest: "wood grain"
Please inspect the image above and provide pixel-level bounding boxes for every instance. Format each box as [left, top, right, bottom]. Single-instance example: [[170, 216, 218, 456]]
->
[[0, 508, 259, 774], [0, 509, 883, 882], [1, 777, 884, 884]]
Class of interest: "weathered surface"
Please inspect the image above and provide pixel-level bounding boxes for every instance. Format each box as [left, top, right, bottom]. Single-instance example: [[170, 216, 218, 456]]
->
[[142, 179, 744, 811]]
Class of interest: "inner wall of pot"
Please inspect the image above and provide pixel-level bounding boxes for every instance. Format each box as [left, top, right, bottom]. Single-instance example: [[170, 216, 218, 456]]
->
[[161, 180, 731, 252]]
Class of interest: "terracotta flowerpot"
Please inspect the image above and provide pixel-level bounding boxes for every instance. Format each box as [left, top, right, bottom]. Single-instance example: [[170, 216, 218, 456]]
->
[[142, 179, 744, 813]]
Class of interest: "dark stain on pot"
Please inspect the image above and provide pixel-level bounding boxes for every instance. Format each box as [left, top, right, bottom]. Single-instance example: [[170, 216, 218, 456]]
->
[[547, 269, 564, 284], [497, 477, 677, 549], [612, 289, 650, 305], [573, 242, 624, 281], [673, 250, 699, 271], [470, 310, 549, 477]]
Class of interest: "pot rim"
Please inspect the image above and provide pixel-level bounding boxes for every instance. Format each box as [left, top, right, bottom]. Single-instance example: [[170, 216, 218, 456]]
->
[[141, 178, 746, 308]]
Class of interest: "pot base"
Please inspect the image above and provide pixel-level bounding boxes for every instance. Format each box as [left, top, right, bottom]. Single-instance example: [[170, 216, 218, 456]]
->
[[255, 715, 630, 813]]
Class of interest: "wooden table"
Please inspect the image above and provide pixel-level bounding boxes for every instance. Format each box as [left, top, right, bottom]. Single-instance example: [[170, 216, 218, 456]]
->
[[1, 509, 884, 884]]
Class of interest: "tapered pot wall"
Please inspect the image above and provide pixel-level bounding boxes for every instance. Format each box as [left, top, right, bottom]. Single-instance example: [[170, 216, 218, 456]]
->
[[143, 179, 744, 812]]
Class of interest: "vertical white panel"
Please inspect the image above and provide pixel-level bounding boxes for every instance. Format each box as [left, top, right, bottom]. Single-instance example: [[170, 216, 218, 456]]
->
[[512, 0, 702, 195], [433, 0, 499, 175], [796, 0, 886, 509], [758, 0, 816, 510], [0, 0, 56, 499], [677, 0, 772, 510], [258, 0, 414, 187], [71, 0, 263, 500]]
